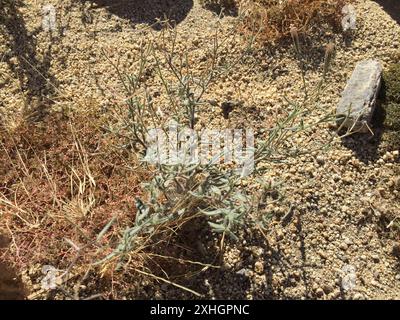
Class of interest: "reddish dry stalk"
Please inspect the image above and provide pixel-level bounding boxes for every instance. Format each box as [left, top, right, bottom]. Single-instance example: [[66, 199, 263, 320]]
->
[[0, 113, 147, 275]]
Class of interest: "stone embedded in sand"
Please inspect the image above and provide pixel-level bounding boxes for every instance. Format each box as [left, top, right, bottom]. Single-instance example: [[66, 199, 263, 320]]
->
[[336, 59, 383, 133]]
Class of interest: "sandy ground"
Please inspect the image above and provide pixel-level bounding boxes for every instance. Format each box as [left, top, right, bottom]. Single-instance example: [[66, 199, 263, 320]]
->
[[1, 0, 400, 299]]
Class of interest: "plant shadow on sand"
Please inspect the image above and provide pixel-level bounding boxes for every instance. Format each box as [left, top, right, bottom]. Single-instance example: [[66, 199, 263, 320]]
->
[[0, 234, 27, 300], [134, 216, 315, 299], [0, 0, 56, 122], [85, 0, 194, 29]]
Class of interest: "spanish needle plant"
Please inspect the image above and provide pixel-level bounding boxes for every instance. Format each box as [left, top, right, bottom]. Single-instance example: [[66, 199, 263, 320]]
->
[[101, 18, 337, 269]]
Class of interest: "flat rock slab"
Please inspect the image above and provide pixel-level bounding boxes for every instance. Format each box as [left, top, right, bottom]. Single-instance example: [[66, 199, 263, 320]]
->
[[336, 60, 383, 133]]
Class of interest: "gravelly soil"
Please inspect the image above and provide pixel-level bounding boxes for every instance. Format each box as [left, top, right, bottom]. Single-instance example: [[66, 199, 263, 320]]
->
[[0, 0, 399, 299]]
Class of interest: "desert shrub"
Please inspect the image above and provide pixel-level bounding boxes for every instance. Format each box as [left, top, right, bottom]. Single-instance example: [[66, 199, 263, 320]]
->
[[0, 18, 338, 299], [379, 63, 400, 240], [384, 102, 400, 132], [379, 57, 400, 245], [381, 63, 400, 149], [102, 21, 337, 276], [239, 0, 351, 43], [384, 63, 400, 105]]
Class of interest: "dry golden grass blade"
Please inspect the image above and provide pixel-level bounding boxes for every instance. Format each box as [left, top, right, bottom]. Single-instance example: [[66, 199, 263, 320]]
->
[[147, 253, 220, 269], [134, 268, 203, 297]]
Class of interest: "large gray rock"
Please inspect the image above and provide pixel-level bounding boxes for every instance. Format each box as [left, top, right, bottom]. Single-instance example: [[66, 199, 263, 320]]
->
[[336, 60, 383, 133]]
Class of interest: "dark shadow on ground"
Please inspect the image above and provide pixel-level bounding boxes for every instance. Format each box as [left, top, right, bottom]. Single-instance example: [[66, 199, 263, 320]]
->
[[0, 234, 27, 300], [0, 1, 56, 121], [85, 0, 193, 29], [135, 217, 252, 299], [201, 2, 238, 17], [374, 0, 400, 24], [138, 214, 315, 299], [340, 116, 384, 164]]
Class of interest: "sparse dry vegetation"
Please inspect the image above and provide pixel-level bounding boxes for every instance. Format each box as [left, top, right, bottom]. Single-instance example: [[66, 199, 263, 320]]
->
[[381, 61, 400, 149], [0, 0, 400, 301], [200, 0, 351, 43], [0, 14, 335, 298], [0, 111, 148, 296]]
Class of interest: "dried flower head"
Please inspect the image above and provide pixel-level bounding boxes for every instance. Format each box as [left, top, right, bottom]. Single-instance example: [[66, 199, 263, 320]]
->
[[290, 26, 301, 54], [324, 42, 336, 77]]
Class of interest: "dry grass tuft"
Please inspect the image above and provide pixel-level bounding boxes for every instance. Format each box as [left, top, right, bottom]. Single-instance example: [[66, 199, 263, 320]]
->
[[239, 0, 351, 43], [0, 112, 148, 281]]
